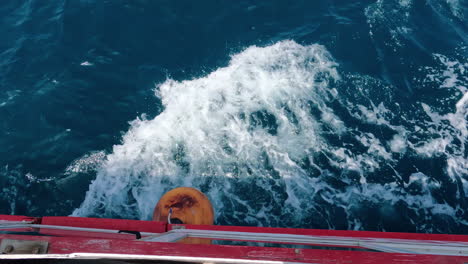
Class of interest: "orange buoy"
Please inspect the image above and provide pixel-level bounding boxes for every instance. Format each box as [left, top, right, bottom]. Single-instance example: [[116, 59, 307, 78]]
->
[[152, 187, 214, 225]]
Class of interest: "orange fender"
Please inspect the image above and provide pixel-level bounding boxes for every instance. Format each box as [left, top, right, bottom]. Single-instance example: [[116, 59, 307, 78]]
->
[[152, 187, 214, 225]]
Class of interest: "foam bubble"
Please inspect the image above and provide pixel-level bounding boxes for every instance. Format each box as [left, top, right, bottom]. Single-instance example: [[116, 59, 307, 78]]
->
[[445, 0, 465, 19], [64, 151, 106, 176], [80, 61, 93, 66], [365, 0, 414, 47], [389, 134, 407, 153]]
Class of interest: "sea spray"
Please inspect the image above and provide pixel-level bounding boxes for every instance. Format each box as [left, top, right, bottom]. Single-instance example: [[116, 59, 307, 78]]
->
[[73, 40, 467, 232]]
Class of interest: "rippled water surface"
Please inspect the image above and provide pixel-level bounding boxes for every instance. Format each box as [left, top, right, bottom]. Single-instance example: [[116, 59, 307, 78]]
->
[[0, 0, 467, 234]]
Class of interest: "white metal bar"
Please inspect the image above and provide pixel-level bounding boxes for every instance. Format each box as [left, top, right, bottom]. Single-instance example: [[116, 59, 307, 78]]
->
[[0, 224, 33, 230], [360, 242, 418, 254], [0, 223, 160, 237], [363, 241, 468, 256], [174, 229, 361, 246], [169, 229, 468, 256], [141, 232, 188, 242], [0, 221, 33, 226]]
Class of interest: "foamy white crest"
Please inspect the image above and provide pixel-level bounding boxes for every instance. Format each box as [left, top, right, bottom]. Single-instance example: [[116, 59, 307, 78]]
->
[[73, 40, 342, 220], [389, 134, 407, 153], [419, 53, 467, 191], [72, 41, 467, 231]]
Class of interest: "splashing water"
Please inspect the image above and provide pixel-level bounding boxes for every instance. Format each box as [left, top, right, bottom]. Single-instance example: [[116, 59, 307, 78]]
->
[[73, 40, 340, 222], [73, 40, 467, 232]]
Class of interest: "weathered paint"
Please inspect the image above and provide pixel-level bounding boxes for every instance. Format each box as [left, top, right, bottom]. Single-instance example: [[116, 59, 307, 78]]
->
[[41, 216, 166, 233], [0, 234, 467, 264], [1, 215, 468, 264], [0, 215, 39, 223]]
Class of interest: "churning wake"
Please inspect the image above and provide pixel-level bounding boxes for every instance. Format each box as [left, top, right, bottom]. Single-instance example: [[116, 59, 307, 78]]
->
[[73, 40, 467, 233]]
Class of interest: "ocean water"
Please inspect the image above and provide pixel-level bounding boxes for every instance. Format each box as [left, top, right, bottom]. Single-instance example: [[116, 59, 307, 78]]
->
[[0, 0, 467, 234]]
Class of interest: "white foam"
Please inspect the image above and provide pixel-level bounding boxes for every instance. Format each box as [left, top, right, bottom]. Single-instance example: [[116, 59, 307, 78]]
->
[[73, 41, 343, 220], [389, 134, 407, 153], [365, 0, 414, 47], [445, 0, 464, 19], [24, 172, 53, 183], [419, 53, 467, 187], [72, 41, 467, 231], [80, 61, 93, 66], [64, 151, 106, 176]]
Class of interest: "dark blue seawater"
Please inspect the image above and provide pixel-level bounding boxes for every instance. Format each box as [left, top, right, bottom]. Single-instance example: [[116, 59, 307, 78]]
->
[[1, 0, 467, 234]]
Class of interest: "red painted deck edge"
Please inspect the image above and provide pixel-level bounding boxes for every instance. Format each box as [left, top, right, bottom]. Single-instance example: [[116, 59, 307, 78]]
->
[[41, 216, 166, 233], [0, 215, 40, 223], [170, 224, 468, 242], [2, 215, 468, 243], [0, 234, 466, 264]]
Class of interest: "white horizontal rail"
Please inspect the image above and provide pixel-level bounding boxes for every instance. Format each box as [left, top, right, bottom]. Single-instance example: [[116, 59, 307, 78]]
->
[[141, 232, 188, 242], [168, 229, 468, 256], [0, 221, 33, 226], [0, 223, 159, 237]]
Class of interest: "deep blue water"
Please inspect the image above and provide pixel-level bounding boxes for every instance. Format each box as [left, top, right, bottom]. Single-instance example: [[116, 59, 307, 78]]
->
[[1, 0, 467, 234]]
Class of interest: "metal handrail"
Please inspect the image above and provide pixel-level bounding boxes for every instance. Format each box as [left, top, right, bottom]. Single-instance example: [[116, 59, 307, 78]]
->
[[0, 223, 161, 237], [144, 229, 468, 256]]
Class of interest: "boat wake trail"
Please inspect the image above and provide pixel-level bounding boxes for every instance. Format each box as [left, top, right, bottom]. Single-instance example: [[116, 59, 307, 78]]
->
[[73, 40, 467, 233]]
